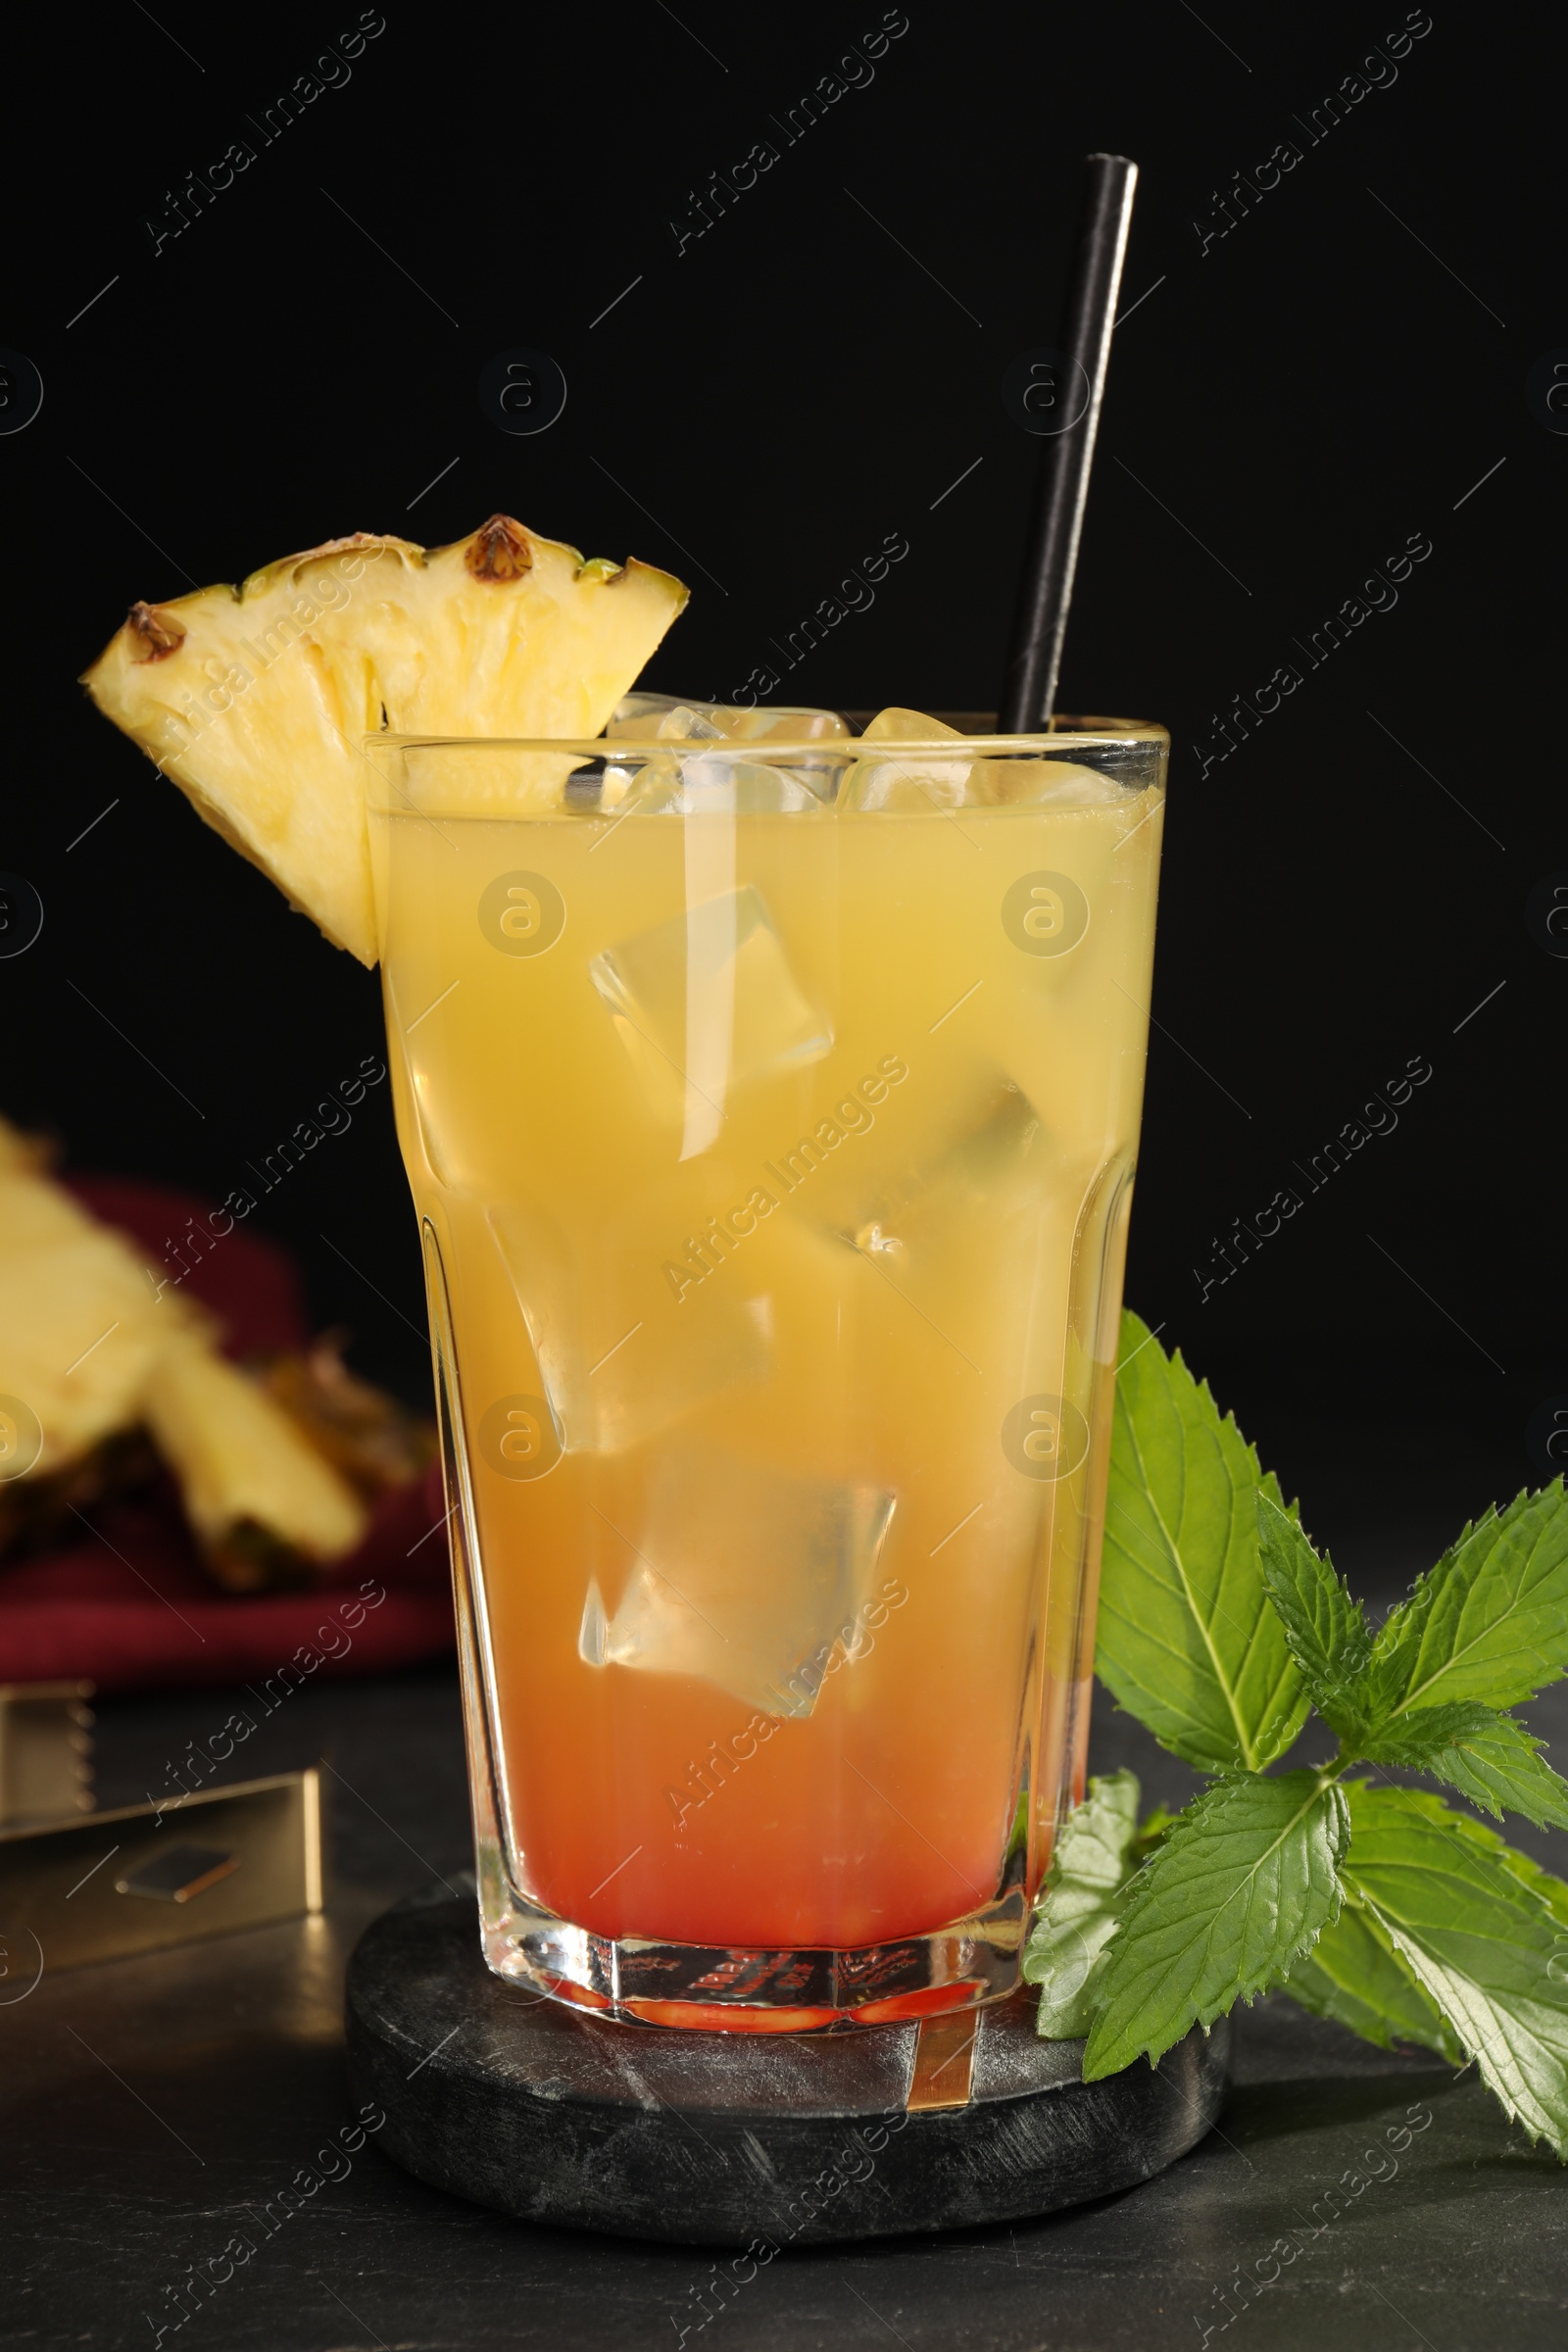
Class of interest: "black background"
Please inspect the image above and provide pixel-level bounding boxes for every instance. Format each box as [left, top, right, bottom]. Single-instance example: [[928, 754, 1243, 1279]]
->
[[2, 0, 1560, 1577]]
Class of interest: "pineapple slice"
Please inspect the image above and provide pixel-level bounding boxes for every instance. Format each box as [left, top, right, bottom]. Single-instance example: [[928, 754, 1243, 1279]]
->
[[141, 1333, 368, 1592], [0, 1135, 185, 1475], [0, 1121, 50, 1176], [81, 516, 688, 965], [261, 1334, 434, 1496], [0, 1116, 372, 1588], [0, 1229, 172, 1470]]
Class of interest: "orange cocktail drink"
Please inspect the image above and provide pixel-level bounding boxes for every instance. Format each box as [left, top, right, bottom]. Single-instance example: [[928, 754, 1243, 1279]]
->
[[372, 718, 1165, 2028]]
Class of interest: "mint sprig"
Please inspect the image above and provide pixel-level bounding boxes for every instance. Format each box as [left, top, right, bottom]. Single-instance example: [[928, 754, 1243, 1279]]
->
[[1359, 1704, 1568, 1831], [1341, 1784, 1568, 2149], [1021, 1768, 1140, 2037], [1286, 1884, 1462, 2062], [1028, 1310, 1568, 2157], [1097, 1322, 1306, 1771], [1082, 1769, 1349, 2079]]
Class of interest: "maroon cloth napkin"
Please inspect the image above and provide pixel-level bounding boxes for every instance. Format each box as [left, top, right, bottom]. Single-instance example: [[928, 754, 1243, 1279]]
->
[[0, 1178, 455, 1693]]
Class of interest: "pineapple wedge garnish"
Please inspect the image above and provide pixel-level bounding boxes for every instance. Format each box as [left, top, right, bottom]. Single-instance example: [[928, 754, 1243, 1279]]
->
[[81, 516, 688, 964]]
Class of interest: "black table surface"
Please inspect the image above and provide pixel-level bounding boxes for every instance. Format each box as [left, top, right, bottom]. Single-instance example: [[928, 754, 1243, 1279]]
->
[[7, 1531, 1568, 2351]]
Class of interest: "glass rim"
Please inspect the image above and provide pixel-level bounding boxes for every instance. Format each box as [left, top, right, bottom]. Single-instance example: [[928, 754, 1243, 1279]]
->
[[366, 716, 1168, 759]]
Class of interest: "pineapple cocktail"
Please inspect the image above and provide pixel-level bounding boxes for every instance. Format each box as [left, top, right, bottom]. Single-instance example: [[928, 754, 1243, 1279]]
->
[[82, 516, 1165, 2030], [372, 709, 1165, 2027]]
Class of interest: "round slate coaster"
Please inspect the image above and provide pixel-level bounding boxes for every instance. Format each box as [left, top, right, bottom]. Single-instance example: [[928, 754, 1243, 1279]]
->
[[346, 1889, 1229, 2246]]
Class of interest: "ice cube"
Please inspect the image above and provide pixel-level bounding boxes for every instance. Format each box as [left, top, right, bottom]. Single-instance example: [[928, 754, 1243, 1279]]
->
[[592, 1442, 896, 1717], [578, 1578, 608, 1666], [635, 757, 847, 815], [602, 699, 853, 813], [609, 693, 851, 743], [827, 1084, 1087, 1391], [588, 883, 831, 1143], [597, 753, 828, 818], [843, 1081, 1045, 1240], [842, 707, 1130, 811], [487, 1200, 771, 1455], [961, 758, 1136, 810], [845, 706, 972, 810]]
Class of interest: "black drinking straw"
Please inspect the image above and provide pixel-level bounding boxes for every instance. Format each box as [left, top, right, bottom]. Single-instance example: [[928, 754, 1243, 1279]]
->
[[998, 154, 1138, 732]]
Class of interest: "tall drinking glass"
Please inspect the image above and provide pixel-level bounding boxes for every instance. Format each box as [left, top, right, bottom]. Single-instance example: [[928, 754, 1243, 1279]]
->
[[368, 719, 1166, 2030]]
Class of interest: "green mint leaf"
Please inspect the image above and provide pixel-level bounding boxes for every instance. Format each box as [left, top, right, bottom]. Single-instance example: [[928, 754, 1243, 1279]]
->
[[1494, 1837, 1568, 1930], [1256, 1492, 1373, 1728], [1444, 1718, 1568, 1835], [1284, 1888, 1462, 2061], [1341, 1782, 1568, 2157], [1097, 1311, 1308, 1772], [1130, 1804, 1182, 1862], [1357, 1698, 1505, 1766], [1024, 1770, 1141, 2037], [1081, 1769, 1349, 2080], [1361, 1704, 1568, 1834], [1362, 1484, 1568, 1725]]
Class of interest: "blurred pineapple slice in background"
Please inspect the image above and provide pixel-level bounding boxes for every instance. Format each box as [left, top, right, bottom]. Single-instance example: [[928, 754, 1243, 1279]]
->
[[80, 516, 688, 963], [262, 1333, 434, 1497], [0, 1134, 185, 1474], [142, 1336, 368, 1593], [0, 1116, 403, 1589]]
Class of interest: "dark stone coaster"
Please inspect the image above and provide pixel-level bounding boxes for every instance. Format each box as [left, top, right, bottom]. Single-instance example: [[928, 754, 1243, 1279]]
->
[[346, 1889, 1230, 2246]]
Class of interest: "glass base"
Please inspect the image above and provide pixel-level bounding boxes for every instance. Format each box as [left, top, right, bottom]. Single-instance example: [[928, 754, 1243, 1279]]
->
[[348, 1887, 1231, 2244], [475, 1837, 1027, 2032]]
